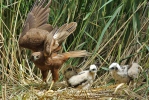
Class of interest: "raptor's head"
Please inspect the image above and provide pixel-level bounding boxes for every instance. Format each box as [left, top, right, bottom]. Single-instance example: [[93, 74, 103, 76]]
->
[[31, 52, 44, 61]]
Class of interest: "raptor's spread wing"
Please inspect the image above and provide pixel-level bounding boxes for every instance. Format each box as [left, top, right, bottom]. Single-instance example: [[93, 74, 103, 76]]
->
[[44, 22, 77, 56], [22, 0, 53, 35], [19, 0, 53, 51]]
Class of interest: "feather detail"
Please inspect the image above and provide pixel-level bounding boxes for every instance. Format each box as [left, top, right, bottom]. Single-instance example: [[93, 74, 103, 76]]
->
[[53, 22, 77, 43], [19, 0, 53, 51], [44, 22, 77, 56], [22, 0, 52, 34], [53, 50, 91, 59]]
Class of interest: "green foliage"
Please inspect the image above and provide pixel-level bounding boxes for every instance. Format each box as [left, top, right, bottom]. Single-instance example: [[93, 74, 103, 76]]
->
[[0, 0, 149, 99]]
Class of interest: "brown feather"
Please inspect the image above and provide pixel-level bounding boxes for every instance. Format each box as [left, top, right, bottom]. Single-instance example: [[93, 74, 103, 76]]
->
[[19, 0, 53, 51], [19, 28, 49, 51], [45, 50, 91, 66], [38, 24, 53, 32], [44, 22, 77, 56], [52, 50, 91, 59], [53, 22, 77, 43]]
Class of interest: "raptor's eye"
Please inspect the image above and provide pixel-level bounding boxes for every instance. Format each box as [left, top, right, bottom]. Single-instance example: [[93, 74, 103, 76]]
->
[[36, 55, 40, 58]]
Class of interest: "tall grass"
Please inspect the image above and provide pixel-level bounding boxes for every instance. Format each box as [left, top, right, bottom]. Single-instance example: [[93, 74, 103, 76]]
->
[[0, 0, 149, 99]]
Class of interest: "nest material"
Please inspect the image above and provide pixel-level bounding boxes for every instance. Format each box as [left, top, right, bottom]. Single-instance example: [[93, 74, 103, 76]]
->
[[1, 71, 148, 100], [1, 81, 148, 100], [33, 83, 147, 100]]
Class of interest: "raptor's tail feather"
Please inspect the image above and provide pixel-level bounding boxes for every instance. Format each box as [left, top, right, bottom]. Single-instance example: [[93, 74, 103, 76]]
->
[[62, 50, 91, 58]]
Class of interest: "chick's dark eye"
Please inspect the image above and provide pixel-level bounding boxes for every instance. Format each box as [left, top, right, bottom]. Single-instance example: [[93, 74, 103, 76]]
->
[[110, 67, 115, 70]]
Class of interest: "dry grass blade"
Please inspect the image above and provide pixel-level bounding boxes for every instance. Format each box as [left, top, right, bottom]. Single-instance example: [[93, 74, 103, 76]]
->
[[0, 32, 4, 49]]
